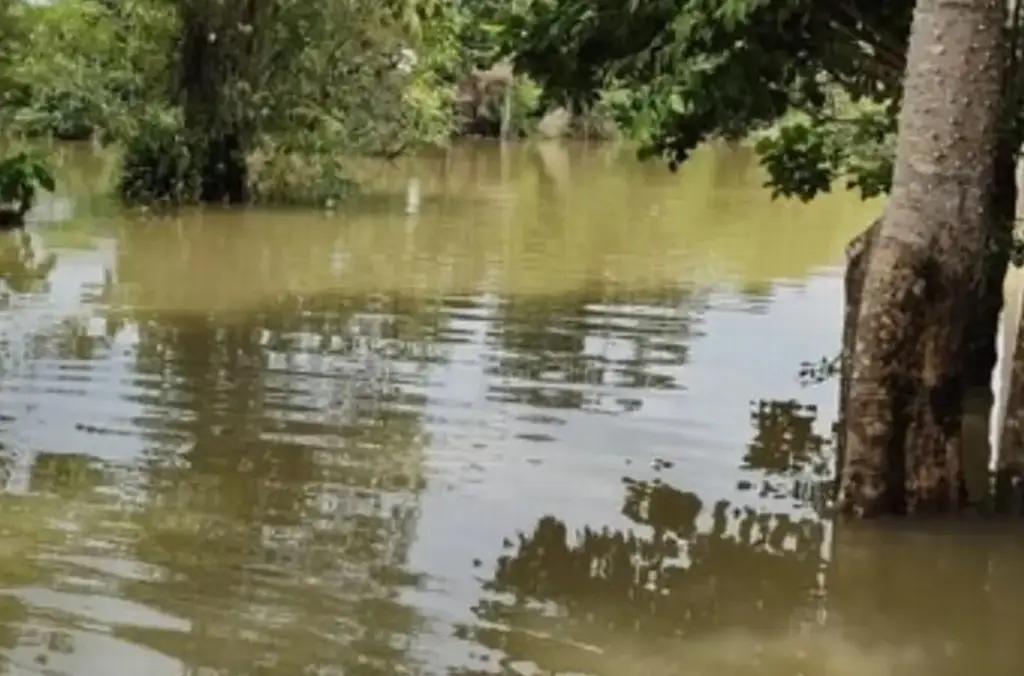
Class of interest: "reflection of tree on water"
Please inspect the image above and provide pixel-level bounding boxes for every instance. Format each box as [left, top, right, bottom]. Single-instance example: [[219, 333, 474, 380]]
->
[[461, 390, 831, 673], [489, 291, 591, 410], [0, 233, 105, 671], [0, 454, 138, 673], [489, 284, 707, 412], [473, 486, 824, 640], [456, 397, 838, 674], [736, 280, 774, 313], [0, 232, 61, 493], [740, 399, 832, 513], [27, 452, 105, 497], [0, 231, 56, 297], [464, 397, 1024, 676], [101, 223, 444, 675], [120, 300, 432, 674]]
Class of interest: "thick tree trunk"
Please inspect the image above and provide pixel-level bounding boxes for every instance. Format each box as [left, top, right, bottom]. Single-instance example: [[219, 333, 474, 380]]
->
[[177, 0, 251, 204], [196, 131, 248, 204], [840, 146, 1017, 511], [838, 0, 1006, 517]]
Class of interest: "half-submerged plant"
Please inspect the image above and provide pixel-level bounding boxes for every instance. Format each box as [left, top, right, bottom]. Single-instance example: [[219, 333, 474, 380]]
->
[[0, 151, 56, 227]]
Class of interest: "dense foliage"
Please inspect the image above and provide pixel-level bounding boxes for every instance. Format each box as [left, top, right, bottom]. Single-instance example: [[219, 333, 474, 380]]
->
[[7, 0, 1008, 208], [502, 0, 919, 200], [0, 0, 581, 206]]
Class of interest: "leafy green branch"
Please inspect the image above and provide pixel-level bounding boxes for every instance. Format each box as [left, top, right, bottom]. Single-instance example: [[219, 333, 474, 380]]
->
[[0, 151, 56, 226]]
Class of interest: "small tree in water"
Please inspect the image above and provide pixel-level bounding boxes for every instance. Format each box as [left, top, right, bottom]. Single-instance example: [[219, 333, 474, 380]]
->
[[0, 151, 56, 227]]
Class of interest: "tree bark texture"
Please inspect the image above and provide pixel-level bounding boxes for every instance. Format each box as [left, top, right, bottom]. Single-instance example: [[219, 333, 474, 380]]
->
[[836, 217, 880, 497], [177, 0, 260, 204], [840, 128, 1017, 512], [838, 0, 1006, 517]]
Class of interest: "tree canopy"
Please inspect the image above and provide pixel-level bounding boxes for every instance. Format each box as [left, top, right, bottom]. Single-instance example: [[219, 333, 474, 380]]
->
[[0, 0, 538, 206], [3, 0, 1020, 211], [502, 1, 917, 200]]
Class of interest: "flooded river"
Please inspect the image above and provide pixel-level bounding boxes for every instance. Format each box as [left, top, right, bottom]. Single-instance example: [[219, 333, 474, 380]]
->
[[0, 140, 1019, 675]]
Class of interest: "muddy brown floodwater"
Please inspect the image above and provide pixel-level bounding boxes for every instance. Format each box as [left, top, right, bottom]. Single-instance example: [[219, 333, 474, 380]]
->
[[0, 140, 1018, 676]]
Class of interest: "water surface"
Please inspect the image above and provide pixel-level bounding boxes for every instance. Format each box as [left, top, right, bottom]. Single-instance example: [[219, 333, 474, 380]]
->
[[0, 141, 1013, 676]]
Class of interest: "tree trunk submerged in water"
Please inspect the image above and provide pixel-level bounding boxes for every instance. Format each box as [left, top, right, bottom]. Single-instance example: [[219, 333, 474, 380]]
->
[[839, 147, 1017, 511], [835, 217, 879, 498], [837, 0, 1006, 517], [177, 0, 253, 204]]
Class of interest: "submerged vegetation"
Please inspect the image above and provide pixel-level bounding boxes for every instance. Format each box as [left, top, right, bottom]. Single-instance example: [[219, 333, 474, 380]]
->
[[0, 150, 55, 227]]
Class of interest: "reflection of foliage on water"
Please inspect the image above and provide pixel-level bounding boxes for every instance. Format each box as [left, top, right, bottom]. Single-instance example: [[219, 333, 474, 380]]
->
[[27, 452, 105, 498], [0, 474, 172, 669], [93, 224, 444, 674], [259, 290, 447, 367], [798, 353, 841, 386], [0, 595, 24, 665], [489, 284, 707, 412], [739, 399, 832, 513], [457, 395, 836, 674], [119, 301, 431, 675], [463, 477, 826, 673], [0, 231, 57, 297], [0, 268, 123, 366], [736, 280, 774, 313]]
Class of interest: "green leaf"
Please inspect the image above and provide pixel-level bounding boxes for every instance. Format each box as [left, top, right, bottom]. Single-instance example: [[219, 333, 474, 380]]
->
[[31, 163, 56, 192], [668, 92, 685, 113]]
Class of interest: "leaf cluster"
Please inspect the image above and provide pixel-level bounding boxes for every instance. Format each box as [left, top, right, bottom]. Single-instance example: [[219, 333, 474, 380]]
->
[[503, 0, 912, 200], [0, 150, 56, 220], [1, 0, 175, 139]]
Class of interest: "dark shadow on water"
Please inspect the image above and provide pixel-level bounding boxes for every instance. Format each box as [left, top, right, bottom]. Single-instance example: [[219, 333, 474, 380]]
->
[[739, 398, 833, 513], [458, 397, 1024, 675]]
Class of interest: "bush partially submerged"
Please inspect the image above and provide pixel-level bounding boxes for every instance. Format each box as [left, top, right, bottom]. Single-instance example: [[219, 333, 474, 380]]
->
[[117, 106, 360, 209], [0, 150, 56, 227], [248, 138, 358, 208], [117, 107, 197, 206]]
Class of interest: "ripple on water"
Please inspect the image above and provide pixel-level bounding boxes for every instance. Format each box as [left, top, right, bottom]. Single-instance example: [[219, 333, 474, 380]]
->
[[2, 145, 1004, 676]]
